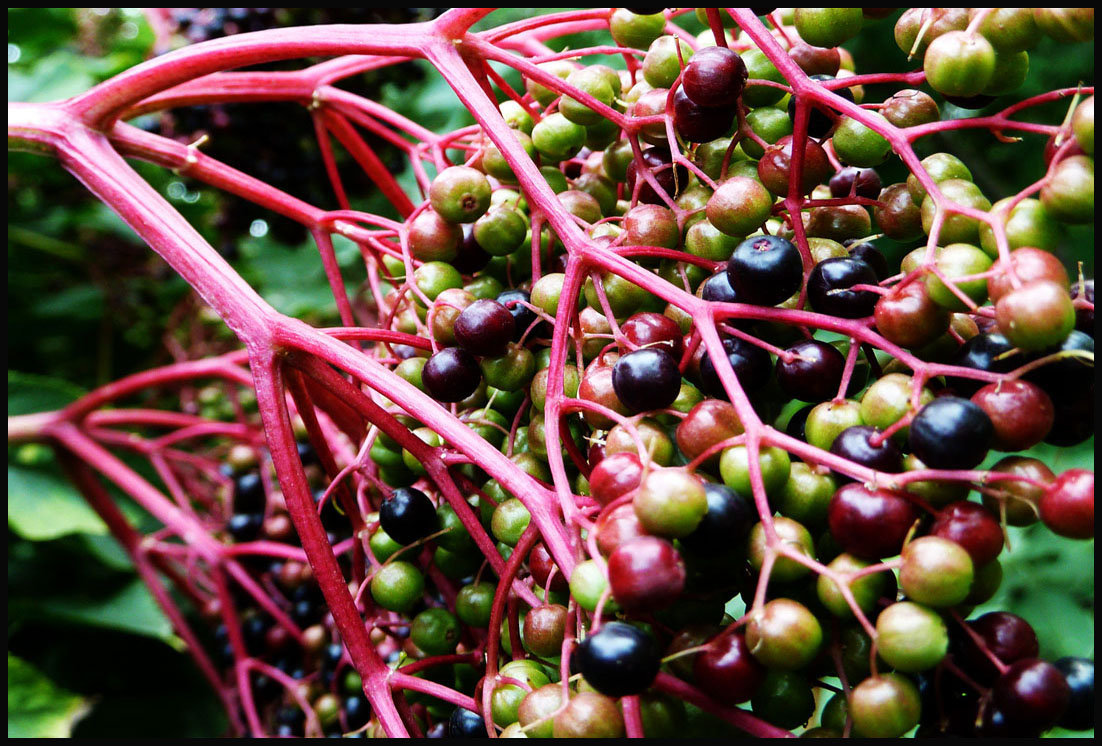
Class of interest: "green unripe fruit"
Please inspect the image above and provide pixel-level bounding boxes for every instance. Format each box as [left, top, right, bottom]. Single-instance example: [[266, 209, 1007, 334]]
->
[[569, 558, 618, 614], [907, 152, 973, 205], [370, 561, 425, 613], [982, 49, 1029, 97], [850, 674, 921, 738], [741, 48, 787, 107], [920, 178, 991, 245], [1072, 95, 1094, 156], [817, 553, 892, 618], [500, 99, 534, 134], [745, 598, 823, 670], [875, 601, 949, 672], [634, 468, 708, 538], [411, 608, 462, 656], [609, 8, 666, 50], [429, 165, 492, 224], [971, 8, 1040, 52], [456, 582, 496, 627], [924, 243, 993, 311], [525, 59, 574, 108], [1040, 154, 1094, 224], [794, 8, 863, 48], [900, 536, 974, 607], [481, 345, 536, 392], [368, 527, 403, 563], [924, 31, 996, 98], [491, 497, 531, 546], [482, 130, 536, 183], [832, 114, 892, 168], [741, 107, 793, 160], [776, 462, 837, 528], [748, 516, 816, 583], [719, 445, 791, 498], [560, 67, 616, 126], [805, 399, 864, 451], [413, 261, 463, 303], [474, 206, 528, 256], [978, 197, 1063, 256], [706, 176, 775, 237], [642, 35, 694, 89]]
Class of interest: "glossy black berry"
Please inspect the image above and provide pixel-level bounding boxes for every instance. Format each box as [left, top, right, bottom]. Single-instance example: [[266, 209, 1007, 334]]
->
[[909, 397, 994, 470], [454, 299, 515, 357], [830, 167, 882, 199], [1055, 657, 1094, 731], [1023, 329, 1095, 402], [574, 621, 661, 697], [612, 348, 682, 413], [698, 337, 773, 398], [830, 425, 903, 474], [775, 339, 846, 402], [234, 471, 266, 513], [727, 235, 805, 306], [790, 74, 855, 138], [701, 270, 740, 304], [345, 694, 372, 730], [379, 487, 439, 545], [227, 512, 263, 542], [448, 706, 488, 737], [845, 240, 890, 281], [786, 404, 815, 442], [947, 332, 1020, 396], [807, 256, 879, 318], [496, 289, 538, 342], [422, 347, 482, 403], [681, 482, 757, 553]]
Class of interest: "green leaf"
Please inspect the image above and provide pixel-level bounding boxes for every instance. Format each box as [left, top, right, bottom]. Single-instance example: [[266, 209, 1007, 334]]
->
[[7, 465, 108, 540], [35, 578, 175, 643], [7, 654, 91, 738], [7, 370, 86, 416]]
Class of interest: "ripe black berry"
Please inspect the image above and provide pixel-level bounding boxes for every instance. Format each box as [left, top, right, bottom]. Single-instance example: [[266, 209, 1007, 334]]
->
[[681, 482, 757, 553], [775, 339, 846, 402], [611, 347, 682, 413], [422, 347, 481, 403], [379, 487, 439, 545], [909, 397, 994, 470], [496, 289, 539, 342], [807, 256, 879, 318], [698, 337, 773, 398], [790, 74, 855, 138], [830, 425, 903, 474], [726, 235, 804, 306], [448, 706, 488, 737], [1054, 657, 1094, 731], [947, 332, 1020, 395], [574, 621, 661, 697]]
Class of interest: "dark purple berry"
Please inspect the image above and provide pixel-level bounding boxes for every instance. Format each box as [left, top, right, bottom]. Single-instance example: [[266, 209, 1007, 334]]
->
[[380, 487, 439, 545], [422, 347, 482, 402], [698, 337, 773, 398], [909, 396, 994, 470], [775, 339, 846, 402], [830, 425, 903, 473], [807, 256, 879, 318], [454, 299, 515, 357], [612, 347, 682, 413], [726, 235, 805, 306]]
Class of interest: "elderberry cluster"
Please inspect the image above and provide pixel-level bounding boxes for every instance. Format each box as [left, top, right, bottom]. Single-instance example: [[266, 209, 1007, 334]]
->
[[350, 8, 1094, 738]]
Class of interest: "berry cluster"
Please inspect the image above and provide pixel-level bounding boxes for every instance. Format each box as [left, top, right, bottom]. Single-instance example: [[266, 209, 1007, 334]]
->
[[9, 6, 1095, 739]]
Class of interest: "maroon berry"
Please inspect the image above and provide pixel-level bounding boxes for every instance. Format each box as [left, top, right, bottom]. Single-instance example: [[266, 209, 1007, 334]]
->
[[528, 543, 568, 592], [930, 501, 1003, 566], [626, 147, 688, 204], [608, 535, 687, 613], [694, 631, 766, 705], [622, 311, 685, 359], [589, 452, 645, 507], [454, 299, 516, 357], [682, 45, 747, 108], [971, 380, 1055, 452], [829, 166, 882, 199], [960, 612, 1039, 684], [673, 87, 736, 143], [1039, 469, 1094, 539], [992, 659, 1071, 731], [828, 483, 920, 559]]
